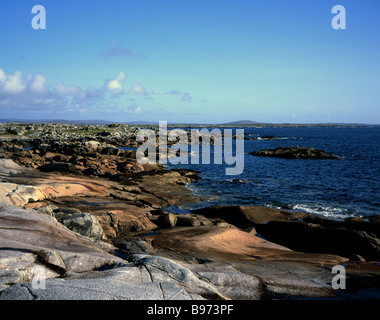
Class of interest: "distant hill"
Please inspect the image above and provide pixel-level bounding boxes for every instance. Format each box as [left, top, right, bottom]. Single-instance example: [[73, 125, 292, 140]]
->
[[124, 121, 156, 125], [221, 120, 261, 125]]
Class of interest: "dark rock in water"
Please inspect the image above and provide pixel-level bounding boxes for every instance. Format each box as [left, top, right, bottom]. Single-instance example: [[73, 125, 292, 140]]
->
[[260, 135, 277, 140], [250, 146, 341, 159], [258, 217, 380, 261]]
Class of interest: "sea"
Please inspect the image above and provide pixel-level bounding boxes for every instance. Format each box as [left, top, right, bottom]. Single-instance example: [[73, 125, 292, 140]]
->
[[165, 126, 380, 220]]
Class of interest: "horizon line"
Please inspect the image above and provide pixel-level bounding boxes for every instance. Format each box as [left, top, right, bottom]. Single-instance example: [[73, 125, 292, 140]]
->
[[0, 118, 379, 126]]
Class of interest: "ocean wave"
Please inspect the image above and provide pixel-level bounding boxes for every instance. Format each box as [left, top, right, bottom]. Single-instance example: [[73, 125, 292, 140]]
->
[[291, 203, 360, 220], [256, 137, 295, 140]]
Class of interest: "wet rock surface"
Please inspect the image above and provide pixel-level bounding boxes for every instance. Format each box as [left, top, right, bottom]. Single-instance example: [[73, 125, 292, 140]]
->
[[0, 123, 379, 300]]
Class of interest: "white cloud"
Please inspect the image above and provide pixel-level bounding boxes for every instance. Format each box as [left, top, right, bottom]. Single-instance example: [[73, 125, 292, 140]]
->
[[116, 72, 126, 82], [29, 74, 48, 94], [1, 71, 26, 94], [54, 82, 82, 96], [130, 83, 147, 96], [107, 80, 122, 91], [0, 68, 196, 120], [0, 69, 5, 83], [104, 72, 126, 96], [0, 69, 127, 114]]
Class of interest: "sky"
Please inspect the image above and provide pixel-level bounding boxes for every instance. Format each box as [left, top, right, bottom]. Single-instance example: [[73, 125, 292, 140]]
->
[[0, 0, 379, 124]]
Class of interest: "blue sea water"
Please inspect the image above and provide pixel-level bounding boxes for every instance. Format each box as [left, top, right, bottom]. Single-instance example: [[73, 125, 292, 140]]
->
[[166, 126, 380, 219]]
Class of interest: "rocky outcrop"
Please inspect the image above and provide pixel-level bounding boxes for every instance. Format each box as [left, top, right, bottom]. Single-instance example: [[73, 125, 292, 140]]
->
[[191, 205, 306, 228], [191, 205, 380, 262], [250, 147, 341, 159], [258, 216, 380, 261], [1, 123, 379, 301], [0, 159, 112, 207]]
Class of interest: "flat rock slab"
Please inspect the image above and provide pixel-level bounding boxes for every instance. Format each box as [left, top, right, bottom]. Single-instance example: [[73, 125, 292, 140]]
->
[[151, 226, 289, 260], [150, 226, 348, 265], [0, 204, 122, 274], [0, 159, 111, 206], [0, 278, 200, 300]]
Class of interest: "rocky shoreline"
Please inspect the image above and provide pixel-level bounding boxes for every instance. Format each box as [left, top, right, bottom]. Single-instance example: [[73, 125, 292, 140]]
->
[[0, 122, 379, 300]]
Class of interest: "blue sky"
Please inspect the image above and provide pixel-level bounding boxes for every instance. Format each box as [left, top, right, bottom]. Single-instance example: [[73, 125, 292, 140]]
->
[[0, 0, 379, 124]]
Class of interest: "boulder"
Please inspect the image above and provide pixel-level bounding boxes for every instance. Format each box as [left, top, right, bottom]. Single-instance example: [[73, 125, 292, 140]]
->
[[84, 140, 103, 153], [112, 238, 156, 255], [95, 208, 158, 238], [57, 212, 105, 240], [175, 214, 213, 227], [156, 213, 177, 228]]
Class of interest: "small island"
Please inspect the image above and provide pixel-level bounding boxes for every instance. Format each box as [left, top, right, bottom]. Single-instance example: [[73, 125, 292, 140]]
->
[[250, 146, 341, 160]]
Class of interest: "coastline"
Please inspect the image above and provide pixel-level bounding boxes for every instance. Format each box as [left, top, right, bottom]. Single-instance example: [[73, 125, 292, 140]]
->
[[0, 122, 379, 300]]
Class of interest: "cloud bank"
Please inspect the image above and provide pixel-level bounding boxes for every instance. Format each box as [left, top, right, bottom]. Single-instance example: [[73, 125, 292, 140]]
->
[[0, 69, 127, 113], [0, 68, 196, 119]]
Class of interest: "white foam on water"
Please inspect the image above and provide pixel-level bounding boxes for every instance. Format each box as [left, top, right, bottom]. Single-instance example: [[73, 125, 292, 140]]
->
[[292, 203, 360, 220]]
